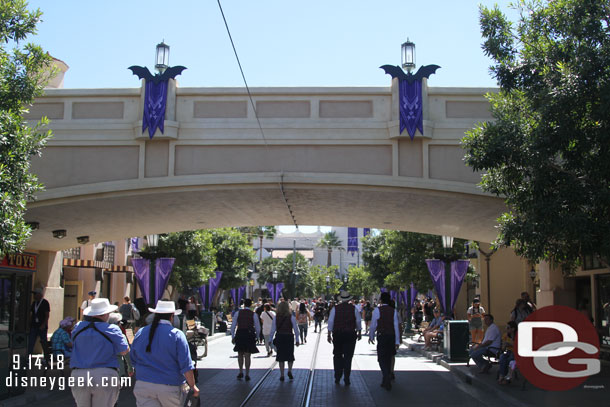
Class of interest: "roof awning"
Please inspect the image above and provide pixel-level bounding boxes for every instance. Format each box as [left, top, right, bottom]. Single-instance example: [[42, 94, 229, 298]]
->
[[271, 250, 314, 260], [63, 258, 133, 272]]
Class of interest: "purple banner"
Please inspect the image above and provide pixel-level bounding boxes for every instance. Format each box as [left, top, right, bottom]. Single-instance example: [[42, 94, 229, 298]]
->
[[410, 282, 418, 307], [198, 285, 207, 309], [155, 258, 175, 304], [142, 79, 169, 139], [426, 259, 446, 314], [380, 287, 388, 293], [275, 283, 284, 303], [266, 282, 274, 302], [238, 285, 247, 305], [130, 237, 140, 252], [131, 258, 150, 304], [400, 290, 408, 307], [390, 290, 398, 303], [450, 260, 470, 313], [347, 227, 358, 256], [363, 228, 371, 237], [208, 271, 223, 307], [399, 78, 423, 140]]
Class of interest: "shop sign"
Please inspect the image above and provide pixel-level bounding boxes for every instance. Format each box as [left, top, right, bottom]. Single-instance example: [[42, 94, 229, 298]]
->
[[0, 253, 37, 271]]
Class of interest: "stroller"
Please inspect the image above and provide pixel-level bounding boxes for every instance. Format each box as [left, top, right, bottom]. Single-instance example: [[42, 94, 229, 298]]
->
[[186, 320, 209, 382]]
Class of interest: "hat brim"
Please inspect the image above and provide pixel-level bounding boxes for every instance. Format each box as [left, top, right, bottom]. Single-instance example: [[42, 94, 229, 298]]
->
[[83, 304, 118, 316], [148, 307, 182, 315]]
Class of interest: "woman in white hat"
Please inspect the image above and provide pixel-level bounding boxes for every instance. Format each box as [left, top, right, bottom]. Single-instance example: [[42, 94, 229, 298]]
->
[[70, 298, 129, 407], [130, 300, 199, 407]]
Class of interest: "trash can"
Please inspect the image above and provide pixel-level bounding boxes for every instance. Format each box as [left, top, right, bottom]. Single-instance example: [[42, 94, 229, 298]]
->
[[443, 320, 469, 362], [199, 311, 215, 336]]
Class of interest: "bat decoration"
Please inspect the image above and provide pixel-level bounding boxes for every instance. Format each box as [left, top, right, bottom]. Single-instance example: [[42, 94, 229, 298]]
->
[[380, 64, 440, 84], [128, 65, 187, 84]]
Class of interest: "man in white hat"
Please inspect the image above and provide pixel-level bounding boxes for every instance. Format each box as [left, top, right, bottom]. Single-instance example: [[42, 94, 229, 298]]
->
[[70, 298, 129, 407], [327, 290, 362, 386], [131, 300, 199, 406]]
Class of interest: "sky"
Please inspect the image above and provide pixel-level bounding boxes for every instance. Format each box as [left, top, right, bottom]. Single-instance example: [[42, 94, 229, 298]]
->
[[23, 0, 518, 235], [26, 0, 518, 89]]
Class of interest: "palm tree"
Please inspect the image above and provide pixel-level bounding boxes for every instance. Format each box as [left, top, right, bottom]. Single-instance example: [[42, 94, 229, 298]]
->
[[317, 231, 343, 267], [241, 226, 277, 264]]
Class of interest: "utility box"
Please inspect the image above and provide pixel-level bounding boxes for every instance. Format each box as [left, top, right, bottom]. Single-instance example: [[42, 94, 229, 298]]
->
[[199, 311, 215, 336], [443, 320, 469, 362]]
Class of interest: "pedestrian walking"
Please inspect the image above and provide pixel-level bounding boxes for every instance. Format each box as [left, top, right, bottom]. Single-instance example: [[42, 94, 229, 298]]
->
[[131, 300, 199, 407], [80, 290, 96, 319], [368, 292, 400, 390], [260, 304, 276, 356], [269, 301, 300, 381], [28, 287, 50, 361], [118, 296, 140, 329], [69, 298, 129, 407], [313, 300, 325, 333], [327, 290, 362, 386], [296, 302, 312, 344], [230, 298, 261, 380], [467, 298, 485, 344]]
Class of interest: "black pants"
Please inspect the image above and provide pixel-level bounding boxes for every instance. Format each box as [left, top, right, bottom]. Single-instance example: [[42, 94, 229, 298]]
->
[[332, 331, 357, 381], [314, 317, 323, 332], [377, 334, 396, 384]]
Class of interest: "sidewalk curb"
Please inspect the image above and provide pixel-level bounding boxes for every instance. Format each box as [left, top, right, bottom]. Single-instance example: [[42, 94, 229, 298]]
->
[[403, 338, 525, 407], [0, 390, 58, 407]]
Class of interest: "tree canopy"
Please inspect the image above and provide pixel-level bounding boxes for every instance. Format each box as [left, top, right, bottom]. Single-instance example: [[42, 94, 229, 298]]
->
[[317, 231, 343, 267], [0, 0, 52, 255], [462, 0, 610, 270], [209, 228, 257, 290]]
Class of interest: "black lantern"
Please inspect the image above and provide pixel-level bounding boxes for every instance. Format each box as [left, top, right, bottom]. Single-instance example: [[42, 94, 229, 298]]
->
[[401, 39, 415, 73], [155, 41, 170, 73], [529, 266, 536, 282], [52, 229, 67, 239]]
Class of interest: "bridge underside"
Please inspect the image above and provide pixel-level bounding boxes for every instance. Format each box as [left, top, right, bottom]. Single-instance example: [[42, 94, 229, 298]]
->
[[25, 181, 506, 251]]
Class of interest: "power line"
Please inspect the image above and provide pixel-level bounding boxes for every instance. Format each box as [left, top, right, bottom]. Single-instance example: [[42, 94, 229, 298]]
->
[[216, 0, 297, 228]]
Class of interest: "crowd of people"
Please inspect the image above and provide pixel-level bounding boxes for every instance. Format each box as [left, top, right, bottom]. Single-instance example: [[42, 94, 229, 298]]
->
[[26, 284, 541, 405]]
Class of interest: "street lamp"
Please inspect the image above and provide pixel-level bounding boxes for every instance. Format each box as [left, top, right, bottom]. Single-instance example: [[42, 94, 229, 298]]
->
[[155, 41, 170, 73], [326, 275, 330, 301], [272, 270, 278, 303], [441, 236, 454, 317], [401, 38, 416, 73], [146, 234, 159, 307], [529, 265, 537, 303]]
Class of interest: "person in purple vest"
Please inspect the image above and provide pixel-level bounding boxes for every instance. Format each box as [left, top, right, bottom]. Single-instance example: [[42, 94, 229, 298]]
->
[[230, 298, 261, 381], [327, 290, 362, 386], [369, 292, 401, 390]]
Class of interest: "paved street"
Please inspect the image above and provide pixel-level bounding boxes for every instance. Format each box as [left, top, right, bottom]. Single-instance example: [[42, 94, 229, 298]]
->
[[3, 326, 517, 407]]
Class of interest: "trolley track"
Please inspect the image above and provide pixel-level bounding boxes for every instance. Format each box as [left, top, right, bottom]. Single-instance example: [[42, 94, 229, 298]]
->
[[238, 328, 324, 407]]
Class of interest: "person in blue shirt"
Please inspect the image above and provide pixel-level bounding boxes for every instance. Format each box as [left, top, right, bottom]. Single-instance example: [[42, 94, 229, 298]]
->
[[70, 298, 129, 407], [131, 300, 199, 407]]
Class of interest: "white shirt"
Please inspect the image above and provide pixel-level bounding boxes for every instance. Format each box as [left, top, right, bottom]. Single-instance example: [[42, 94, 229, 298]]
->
[[369, 305, 400, 345], [482, 322, 502, 349], [260, 310, 276, 336], [80, 299, 93, 310], [291, 301, 299, 313]]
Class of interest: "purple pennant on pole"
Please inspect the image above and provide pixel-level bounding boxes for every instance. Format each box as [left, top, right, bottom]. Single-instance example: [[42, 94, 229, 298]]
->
[[410, 282, 418, 306], [142, 79, 169, 139], [275, 283, 284, 303], [399, 79, 424, 140], [198, 285, 207, 309], [266, 282, 274, 302], [363, 228, 371, 237], [208, 271, 223, 308], [450, 260, 470, 313], [131, 258, 150, 304], [155, 258, 175, 305], [400, 290, 408, 307], [238, 286, 247, 304], [380, 287, 388, 293], [230, 288, 237, 304], [347, 227, 358, 256], [426, 260, 447, 313], [390, 290, 398, 303]]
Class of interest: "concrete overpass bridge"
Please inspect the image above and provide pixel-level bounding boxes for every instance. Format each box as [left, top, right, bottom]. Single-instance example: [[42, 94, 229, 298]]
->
[[25, 81, 504, 252]]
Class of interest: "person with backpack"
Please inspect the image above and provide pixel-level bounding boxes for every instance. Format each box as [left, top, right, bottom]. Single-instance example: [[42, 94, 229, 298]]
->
[[118, 296, 140, 329], [131, 300, 199, 406], [260, 303, 276, 356], [69, 298, 129, 407]]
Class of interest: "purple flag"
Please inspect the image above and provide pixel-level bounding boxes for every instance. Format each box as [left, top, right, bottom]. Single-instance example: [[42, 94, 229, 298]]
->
[[399, 79, 424, 140], [450, 260, 470, 313], [154, 258, 175, 304], [198, 285, 207, 309], [238, 286, 247, 305], [275, 283, 284, 303], [208, 271, 223, 307], [142, 79, 169, 139], [131, 258, 150, 304], [400, 290, 408, 306], [363, 228, 371, 237], [426, 259, 447, 313], [390, 290, 398, 303], [410, 282, 418, 307], [130, 237, 140, 252], [266, 282, 274, 301], [230, 288, 237, 304], [380, 287, 388, 293], [347, 227, 358, 256]]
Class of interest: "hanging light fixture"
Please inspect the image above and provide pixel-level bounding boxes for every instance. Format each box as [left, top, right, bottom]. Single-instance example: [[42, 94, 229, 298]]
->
[[155, 41, 170, 73], [52, 229, 67, 239], [77, 236, 90, 245], [146, 234, 159, 248], [401, 38, 416, 73], [442, 235, 454, 249]]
